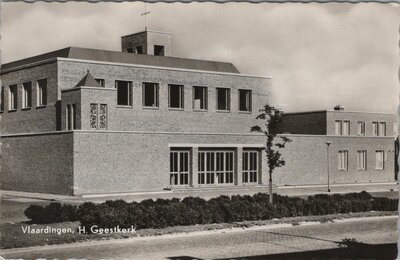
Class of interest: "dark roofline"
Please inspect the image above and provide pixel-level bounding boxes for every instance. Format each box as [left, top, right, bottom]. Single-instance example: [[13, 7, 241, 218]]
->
[[283, 110, 394, 116], [121, 30, 172, 39], [283, 110, 327, 116], [1, 47, 71, 71], [1, 47, 240, 74]]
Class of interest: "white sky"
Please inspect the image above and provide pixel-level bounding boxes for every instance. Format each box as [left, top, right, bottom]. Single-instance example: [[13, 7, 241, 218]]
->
[[1, 2, 399, 114]]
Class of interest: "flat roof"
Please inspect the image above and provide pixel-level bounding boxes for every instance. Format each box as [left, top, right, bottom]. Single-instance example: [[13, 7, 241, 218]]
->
[[1, 47, 240, 74], [283, 110, 395, 116]]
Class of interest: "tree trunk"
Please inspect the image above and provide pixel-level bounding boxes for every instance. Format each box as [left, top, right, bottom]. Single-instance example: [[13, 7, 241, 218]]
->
[[269, 172, 273, 204]]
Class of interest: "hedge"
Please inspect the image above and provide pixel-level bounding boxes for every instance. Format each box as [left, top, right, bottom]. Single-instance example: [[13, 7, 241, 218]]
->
[[24, 203, 78, 224], [24, 191, 398, 230]]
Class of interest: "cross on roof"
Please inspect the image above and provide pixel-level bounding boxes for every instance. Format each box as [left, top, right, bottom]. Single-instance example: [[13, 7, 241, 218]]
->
[[141, 2, 151, 31]]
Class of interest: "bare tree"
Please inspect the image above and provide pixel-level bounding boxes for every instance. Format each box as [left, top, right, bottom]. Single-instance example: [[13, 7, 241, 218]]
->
[[251, 104, 291, 204]]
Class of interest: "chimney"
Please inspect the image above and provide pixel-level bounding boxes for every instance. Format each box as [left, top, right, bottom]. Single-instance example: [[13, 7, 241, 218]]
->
[[121, 30, 172, 56], [334, 105, 344, 111]]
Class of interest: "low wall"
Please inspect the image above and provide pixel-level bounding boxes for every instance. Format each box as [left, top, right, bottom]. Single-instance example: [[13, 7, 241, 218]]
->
[[0, 132, 74, 195], [0, 131, 395, 196]]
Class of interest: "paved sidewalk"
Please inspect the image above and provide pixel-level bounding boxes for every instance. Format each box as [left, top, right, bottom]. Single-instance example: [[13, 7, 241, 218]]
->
[[1, 216, 397, 259], [1, 182, 398, 203]]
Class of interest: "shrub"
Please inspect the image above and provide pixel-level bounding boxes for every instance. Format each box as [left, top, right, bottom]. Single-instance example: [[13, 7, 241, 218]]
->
[[60, 204, 79, 222], [372, 197, 398, 211], [25, 191, 398, 229], [24, 204, 45, 223], [24, 203, 79, 224]]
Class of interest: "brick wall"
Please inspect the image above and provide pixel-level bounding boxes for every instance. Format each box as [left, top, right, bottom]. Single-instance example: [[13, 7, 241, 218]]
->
[[0, 130, 394, 195], [278, 112, 327, 135], [73, 131, 267, 195], [274, 134, 395, 186], [0, 62, 59, 134], [121, 31, 172, 56], [0, 132, 74, 195], [58, 59, 270, 134], [326, 111, 395, 136]]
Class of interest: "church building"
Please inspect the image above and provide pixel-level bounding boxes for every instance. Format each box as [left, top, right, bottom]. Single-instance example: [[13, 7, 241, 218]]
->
[[0, 30, 395, 196], [1, 30, 270, 195]]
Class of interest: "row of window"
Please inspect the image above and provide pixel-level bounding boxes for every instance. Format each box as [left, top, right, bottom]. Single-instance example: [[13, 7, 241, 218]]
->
[[1, 80, 48, 111], [169, 150, 259, 186], [115, 81, 253, 112], [335, 120, 386, 136], [338, 150, 385, 171]]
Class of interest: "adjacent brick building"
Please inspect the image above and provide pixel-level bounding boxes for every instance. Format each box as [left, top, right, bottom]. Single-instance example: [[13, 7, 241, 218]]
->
[[0, 30, 396, 195], [275, 108, 395, 186]]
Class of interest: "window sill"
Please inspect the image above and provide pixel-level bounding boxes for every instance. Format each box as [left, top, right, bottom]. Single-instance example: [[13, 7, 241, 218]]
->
[[193, 109, 208, 112], [8, 109, 17, 112], [116, 105, 133, 109], [36, 105, 47, 109], [169, 185, 191, 188], [168, 108, 184, 111], [197, 184, 236, 187], [357, 169, 367, 171], [216, 110, 231, 113], [22, 107, 31, 111], [238, 111, 252, 114], [143, 106, 159, 110]]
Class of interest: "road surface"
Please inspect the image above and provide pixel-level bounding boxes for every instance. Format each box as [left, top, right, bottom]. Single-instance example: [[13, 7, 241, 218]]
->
[[1, 216, 397, 260]]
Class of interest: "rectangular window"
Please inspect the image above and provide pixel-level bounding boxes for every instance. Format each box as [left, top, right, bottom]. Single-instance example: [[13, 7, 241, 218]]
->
[[0, 86, 4, 111], [168, 84, 184, 109], [376, 150, 385, 170], [154, 45, 165, 56], [193, 86, 208, 110], [66, 105, 71, 130], [216, 88, 230, 111], [239, 89, 252, 112], [198, 150, 234, 185], [372, 122, 379, 136], [170, 150, 190, 186], [66, 104, 76, 130], [95, 79, 105, 87], [379, 122, 386, 136], [357, 121, 365, 136], [135, 46, 143, 54], [116, 81, 132, 106], [242, 150, 259, 183], [338, 150, 348, 171], [72, 104, 76, 130], [357, 150, 367, 170], [335, 120, 342, 135], [343, 121, 350, 135], [9, 85, 17, 110], [37, 79, 47, 106], [143, 82, 159, 108], [22, 82, 32, 109]]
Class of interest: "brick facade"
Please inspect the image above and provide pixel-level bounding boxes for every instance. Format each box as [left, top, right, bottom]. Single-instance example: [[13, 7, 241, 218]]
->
[[73, 131, 266, 195], [0, 132, 74, 195], [275, 135, 395, 186], [0, 31, 395, 196]]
